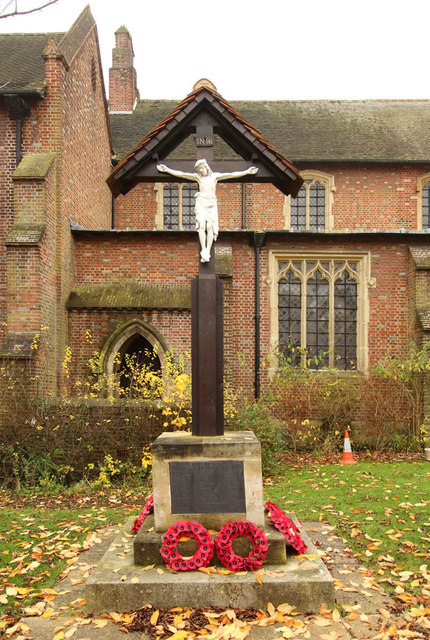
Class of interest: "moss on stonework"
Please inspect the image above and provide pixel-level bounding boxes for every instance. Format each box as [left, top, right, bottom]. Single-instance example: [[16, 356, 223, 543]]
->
[[67, 283, 191, 310], [13, 153, 55, 180]]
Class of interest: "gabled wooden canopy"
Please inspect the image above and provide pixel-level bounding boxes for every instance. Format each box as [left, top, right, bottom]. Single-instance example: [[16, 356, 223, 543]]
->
[[107, 84, 303, 198]]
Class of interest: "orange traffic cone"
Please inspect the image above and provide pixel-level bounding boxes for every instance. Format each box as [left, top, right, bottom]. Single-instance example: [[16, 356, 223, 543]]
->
[[340, 429, 357, 464]]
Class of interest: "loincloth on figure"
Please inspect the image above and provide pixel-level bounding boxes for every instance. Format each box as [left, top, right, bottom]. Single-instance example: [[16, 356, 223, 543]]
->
[[194, 193, 219, 236]]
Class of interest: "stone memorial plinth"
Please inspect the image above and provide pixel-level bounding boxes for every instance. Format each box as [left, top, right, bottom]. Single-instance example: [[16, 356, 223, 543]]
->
[[151, 431, 265, 531]]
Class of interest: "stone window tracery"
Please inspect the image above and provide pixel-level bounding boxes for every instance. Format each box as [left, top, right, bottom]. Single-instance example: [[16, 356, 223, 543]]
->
[[417, 173, 430, 229], [270, 252, 372, 373], [284, 170, 335, 231]]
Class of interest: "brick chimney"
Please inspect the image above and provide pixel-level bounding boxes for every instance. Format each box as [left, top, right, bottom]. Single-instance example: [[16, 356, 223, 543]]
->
[[108, 26, 139, 113]]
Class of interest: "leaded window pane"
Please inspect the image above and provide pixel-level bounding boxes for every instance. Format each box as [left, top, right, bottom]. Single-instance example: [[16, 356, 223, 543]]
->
[[182, 184, 198, 229], [308, 181, 326, 230], [290, 187, 307, 230], [277, 258, 359, 370], [423, 183, 430, 229], [334, 271, 357, 369], [163, 184, 179, 229], [278, 271, 301, 365], [290, 179, 327, 231], [306, 271, 329, 367]]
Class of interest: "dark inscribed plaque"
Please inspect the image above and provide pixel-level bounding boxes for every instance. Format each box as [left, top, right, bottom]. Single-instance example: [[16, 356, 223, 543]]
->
[[169, 461, 245, 513]]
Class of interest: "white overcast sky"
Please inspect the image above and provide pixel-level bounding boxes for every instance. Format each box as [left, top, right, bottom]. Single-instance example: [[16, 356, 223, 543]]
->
[[0, 0, 429, 101]]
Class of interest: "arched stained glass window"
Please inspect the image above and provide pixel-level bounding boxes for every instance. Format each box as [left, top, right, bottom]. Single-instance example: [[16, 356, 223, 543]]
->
[[286, 171, 335, 231], [277, 259, 360, 370], [290, 179, 326, 231]]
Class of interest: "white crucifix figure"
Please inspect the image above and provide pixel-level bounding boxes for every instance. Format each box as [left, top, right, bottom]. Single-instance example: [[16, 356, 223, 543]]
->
[[157, 159, 258, 262]]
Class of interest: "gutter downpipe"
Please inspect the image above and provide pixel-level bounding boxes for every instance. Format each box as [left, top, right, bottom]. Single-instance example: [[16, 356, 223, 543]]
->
[[253, 231, 266, 399]]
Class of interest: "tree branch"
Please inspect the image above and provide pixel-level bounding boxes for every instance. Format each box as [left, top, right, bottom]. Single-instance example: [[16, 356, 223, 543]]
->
[[0, 0, 59, 19]]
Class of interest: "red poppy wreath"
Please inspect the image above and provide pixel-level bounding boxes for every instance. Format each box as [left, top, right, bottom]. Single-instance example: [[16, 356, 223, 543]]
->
[[160, 521, 214, 571], [215, 520, 268, 572], [131, 495, 154, 534], [264, 501, 307, 555]]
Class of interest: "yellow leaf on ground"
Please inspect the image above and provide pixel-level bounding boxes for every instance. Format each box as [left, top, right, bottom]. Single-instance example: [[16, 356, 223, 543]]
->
[[108, 612, 124, 623], [314, 617, 331, 626], [93, 619, 109, 629], [277, 603, 295, 615], [53, 633, 64, 640], [150, 610, 160, 625], [198, 567, 212, 574], [332, 608, 341, 622], [256, 575, 263, 584]]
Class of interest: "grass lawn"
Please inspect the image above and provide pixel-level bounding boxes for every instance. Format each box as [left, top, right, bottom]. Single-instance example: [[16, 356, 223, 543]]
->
[[265, 459, 430, 602], [0, 489, 149, 631], [0, 460, 429, 633]]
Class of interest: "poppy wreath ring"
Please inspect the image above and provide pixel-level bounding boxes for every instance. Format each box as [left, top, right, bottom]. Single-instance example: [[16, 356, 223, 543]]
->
[[160, 521, 214, 571], [215, 520, 268, 572], [131, 495, 154, 534], [265, 501, 307, 555]]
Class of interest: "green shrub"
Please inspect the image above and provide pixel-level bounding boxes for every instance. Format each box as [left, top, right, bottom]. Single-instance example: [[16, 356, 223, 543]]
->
[[229, 401, 285, 474]]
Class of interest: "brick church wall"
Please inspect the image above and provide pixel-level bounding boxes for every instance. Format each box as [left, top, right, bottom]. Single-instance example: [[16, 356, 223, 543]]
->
[[0, 17, 112, 391], [0, 105, 20, 343], [69, 229, 415, 400]]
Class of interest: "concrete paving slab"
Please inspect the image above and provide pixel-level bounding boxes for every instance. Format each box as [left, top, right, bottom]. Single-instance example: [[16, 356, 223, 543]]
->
[[9, 519, 416, 640]]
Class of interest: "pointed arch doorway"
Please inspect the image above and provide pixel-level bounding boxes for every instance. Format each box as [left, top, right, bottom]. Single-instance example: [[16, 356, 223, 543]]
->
[[101, 320, 168, 395]]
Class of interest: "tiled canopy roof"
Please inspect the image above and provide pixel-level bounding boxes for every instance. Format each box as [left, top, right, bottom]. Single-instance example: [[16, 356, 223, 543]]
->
[[110, 98, 430, 164], [108, 84, 303, 197]]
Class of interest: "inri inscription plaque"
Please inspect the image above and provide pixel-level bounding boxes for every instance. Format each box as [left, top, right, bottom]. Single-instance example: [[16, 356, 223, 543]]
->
[[169, 460, 245, 514]]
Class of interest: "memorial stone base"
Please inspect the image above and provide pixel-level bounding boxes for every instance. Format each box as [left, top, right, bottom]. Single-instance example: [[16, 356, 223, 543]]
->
[[85, 430, 334, 613], [151, 431, 265, 531]]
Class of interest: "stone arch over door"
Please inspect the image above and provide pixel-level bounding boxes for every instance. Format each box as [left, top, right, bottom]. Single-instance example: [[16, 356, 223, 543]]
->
[[100, 319, 169, 384]]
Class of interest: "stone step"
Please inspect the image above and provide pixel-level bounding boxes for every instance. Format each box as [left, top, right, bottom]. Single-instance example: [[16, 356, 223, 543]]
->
[[85, 516, 334, 614], [134, 514, 288, 566]]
